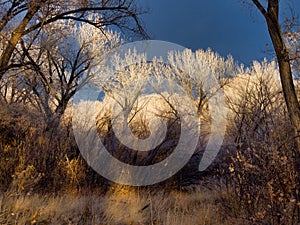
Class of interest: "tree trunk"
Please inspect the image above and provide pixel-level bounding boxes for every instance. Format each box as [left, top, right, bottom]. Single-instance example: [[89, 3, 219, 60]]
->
[[0, 5, 40, 79], [264, 0, 300, 152], [253, 0, 300, 210], [253, 0, 300, 153]]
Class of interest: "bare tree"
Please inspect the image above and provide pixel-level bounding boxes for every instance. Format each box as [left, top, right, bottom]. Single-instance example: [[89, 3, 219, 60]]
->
[[0, 0, 147, 80], [20, 19, 121, 129], [250, 0, 300, 151]]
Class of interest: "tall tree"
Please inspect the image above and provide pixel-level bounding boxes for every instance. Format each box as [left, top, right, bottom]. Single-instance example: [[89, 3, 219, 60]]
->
[[251, 0, 300, 154], [0, 0, 147, 80], [22, 19, 121, 129]]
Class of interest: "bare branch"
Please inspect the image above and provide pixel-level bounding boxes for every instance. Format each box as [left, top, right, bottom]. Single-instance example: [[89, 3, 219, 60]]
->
[[252, 0, 268, 18]]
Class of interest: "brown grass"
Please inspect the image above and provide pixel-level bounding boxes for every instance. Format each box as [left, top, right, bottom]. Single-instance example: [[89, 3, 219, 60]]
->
[[0, 185, 232, 225]]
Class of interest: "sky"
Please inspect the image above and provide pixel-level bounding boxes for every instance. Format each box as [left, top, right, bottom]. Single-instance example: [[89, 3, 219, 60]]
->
[[138, 0, 300, 66]]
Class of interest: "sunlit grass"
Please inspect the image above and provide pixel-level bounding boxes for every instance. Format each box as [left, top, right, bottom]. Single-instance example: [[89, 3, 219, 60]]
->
[[0, 185, 232, 225]]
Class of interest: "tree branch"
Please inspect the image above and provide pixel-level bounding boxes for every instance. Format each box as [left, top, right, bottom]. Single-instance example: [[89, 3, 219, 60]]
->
[[23, 6, 129, 35], [252, 0, 268, 18]]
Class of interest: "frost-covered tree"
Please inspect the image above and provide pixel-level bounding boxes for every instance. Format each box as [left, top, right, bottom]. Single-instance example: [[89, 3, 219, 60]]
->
[[12, 19, 122, 128], [167, 48, 238, 114], [92, 47, 237, 123], [225, 60, 283, 141]]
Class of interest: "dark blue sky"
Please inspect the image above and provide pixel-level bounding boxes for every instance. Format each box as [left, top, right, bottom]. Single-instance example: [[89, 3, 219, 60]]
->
[[139, 0, 300, 66]]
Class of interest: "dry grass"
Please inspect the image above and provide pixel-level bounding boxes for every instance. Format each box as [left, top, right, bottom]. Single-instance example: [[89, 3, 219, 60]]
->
[[0, 185, 232, 225]]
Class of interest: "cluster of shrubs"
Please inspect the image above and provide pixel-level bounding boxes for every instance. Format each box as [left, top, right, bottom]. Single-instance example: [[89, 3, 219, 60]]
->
[[1, 59, 300, 224], [220, 68, 300, 224]]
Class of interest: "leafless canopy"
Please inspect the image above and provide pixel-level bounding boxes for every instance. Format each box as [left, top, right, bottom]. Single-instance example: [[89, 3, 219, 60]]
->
[[0, 0, 148, 78]]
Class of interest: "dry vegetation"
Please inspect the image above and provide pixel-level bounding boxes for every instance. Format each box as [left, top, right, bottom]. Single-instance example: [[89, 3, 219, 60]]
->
[[0, 184, 232, 225], [1, 0, 300, 224], [1, 58, 300, 225]]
